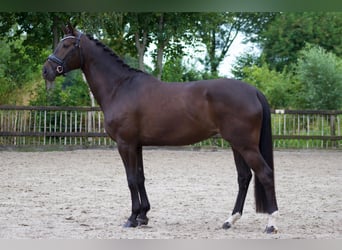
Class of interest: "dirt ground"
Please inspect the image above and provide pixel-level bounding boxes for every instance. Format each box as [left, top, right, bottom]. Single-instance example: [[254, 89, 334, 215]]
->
[[0, 148, 341, 239]]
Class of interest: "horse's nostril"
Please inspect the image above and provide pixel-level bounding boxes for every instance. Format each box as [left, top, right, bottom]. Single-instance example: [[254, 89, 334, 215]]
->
[[42, 67, 47, 76]]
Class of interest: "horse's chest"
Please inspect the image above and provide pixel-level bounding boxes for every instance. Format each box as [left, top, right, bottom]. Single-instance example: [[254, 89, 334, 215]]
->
[[103, 112, 138, 142]]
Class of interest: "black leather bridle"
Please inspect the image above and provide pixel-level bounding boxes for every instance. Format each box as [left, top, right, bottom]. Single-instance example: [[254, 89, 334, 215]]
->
[[47, 32, 83, 75]]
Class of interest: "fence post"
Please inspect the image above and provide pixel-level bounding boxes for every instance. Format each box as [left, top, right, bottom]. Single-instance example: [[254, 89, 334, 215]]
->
[[330, 113, 336, 148], [87, 110, 93, 144]]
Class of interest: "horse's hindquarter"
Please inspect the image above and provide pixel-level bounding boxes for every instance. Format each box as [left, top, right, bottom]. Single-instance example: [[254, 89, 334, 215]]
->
[[204, 79, 264, 146], [205, 79, 262, 119]]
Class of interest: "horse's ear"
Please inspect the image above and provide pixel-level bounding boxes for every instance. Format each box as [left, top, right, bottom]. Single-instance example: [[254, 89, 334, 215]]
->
[[62, 25, 68, 35], [62, 22, 75, 35]]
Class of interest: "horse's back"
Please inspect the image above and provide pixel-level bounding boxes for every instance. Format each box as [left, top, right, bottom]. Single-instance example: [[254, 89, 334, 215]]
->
[[143, 77, 263, 126], [187, 78, 262, 115]]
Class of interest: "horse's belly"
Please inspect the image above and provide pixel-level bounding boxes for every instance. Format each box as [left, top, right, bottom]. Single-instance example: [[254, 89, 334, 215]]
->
[[141, 124, 218, 146]]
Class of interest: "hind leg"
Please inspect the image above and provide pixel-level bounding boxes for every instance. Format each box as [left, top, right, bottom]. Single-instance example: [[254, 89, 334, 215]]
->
[[237, 147, 279, 233], [239, 148, 278, 213], [223, 149, 252, 229]]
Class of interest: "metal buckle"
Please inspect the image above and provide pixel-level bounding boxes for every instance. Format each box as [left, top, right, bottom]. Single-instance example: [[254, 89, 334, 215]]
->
[[56, 65, 63, 74]]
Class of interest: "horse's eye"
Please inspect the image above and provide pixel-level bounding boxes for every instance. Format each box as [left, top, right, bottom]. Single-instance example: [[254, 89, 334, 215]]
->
[[62, 43, 69, 48]]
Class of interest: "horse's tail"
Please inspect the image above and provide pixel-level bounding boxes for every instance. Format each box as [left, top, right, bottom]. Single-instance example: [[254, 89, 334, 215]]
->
[[255, 91, 275, 213]]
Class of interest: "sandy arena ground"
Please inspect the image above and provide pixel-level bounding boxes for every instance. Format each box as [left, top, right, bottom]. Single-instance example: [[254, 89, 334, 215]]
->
[[0, 148, 341, 239]]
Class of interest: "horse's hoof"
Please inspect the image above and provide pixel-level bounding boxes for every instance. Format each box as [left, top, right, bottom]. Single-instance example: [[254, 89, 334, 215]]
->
[[137, 215, 149, 226], [222, 222, 232, 230], [264, 226, 278, 234], [123, 219, 138, 228]]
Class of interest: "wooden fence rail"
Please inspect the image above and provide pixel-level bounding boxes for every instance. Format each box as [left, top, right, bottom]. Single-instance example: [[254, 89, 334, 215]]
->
[[0, 106, 341, 149], [271, 109, 341, 148]]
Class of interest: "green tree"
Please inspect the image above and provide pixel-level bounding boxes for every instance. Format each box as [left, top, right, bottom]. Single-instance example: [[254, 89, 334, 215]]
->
[[0, 33, 45, 104], [151, 13, 194, 79], [161, 57, 185, 82], [294, 45, 342, 110], [0, 12, 82, 105], [195, 13, 240, 77], [0, 39, 16, 104], [242, 63, 295, 109], [78, 12, 132, 59], [124, 13, 154, 71], [194, 12, 276, 77], [30, 71, 91, 106], [258, 12, 342, 72], [231, 51, 262, 80]]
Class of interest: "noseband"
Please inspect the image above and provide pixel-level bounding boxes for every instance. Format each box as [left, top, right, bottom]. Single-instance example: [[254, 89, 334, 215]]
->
[[48, 32, 83, 75]]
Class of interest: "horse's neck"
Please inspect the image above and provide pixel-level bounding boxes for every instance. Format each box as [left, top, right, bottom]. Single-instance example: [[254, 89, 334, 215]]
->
[[81, 46, 131, 111]]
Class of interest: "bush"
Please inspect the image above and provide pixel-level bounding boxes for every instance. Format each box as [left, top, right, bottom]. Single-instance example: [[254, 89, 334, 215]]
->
[[295, 45, 342, 110], [30, 70, 91, 106], [161, 57, 185, 82], [242, 63, 295, 109]]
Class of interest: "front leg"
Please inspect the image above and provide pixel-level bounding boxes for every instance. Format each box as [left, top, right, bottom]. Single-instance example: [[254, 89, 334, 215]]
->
[[135, 145, 150, 226], [118, 143, 141, 228]]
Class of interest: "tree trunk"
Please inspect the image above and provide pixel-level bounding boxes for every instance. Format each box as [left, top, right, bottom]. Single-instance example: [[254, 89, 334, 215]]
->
[[82, 73, 95, 144], [209, 29, 219, 76], [134, 31, 147, 71], [155, 13, 165, 80], [52, 15, 59, 50], [156, 45, 164, 80]]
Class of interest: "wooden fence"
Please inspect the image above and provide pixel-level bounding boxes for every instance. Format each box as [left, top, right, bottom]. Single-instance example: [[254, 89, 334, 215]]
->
[[0, 106, 341, 149], [271, 109, 341, 148]]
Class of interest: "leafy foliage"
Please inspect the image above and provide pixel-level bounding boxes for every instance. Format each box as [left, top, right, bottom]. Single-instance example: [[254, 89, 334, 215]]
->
[[259, 12, 342, 72], [162, 57, 205, 82], [231, 51, 262, 80], [0, 12, 75, 105], [294, 45, 342, 109], [30, 71, 91, 107], [161, 57, 185, 82], [195, 13, 243, 75], [0, 37, 44, 104], [1, 12, 342, 110], [195, 12, 276, 76], [242, 64, 295, 109]]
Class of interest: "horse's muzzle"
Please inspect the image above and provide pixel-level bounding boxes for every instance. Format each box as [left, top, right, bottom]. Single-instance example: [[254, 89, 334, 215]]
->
[[42, 62, 56, 90], [42, 62, 55, 80]]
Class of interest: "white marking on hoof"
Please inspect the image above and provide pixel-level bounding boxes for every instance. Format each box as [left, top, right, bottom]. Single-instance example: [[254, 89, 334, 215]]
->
[[224, 212, 241, 226], [266, 211, 279, 233]]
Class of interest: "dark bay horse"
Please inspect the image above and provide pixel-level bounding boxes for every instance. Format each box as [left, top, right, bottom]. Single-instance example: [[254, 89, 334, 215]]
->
[[42, 24, 279, 233]]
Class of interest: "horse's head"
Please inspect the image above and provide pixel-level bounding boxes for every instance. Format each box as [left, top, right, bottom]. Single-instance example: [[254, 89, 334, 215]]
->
[[42, 23, 83, 90]]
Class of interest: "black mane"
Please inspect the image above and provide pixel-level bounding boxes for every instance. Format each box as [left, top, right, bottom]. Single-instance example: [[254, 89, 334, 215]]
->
[[86, 34, 144, 74]]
